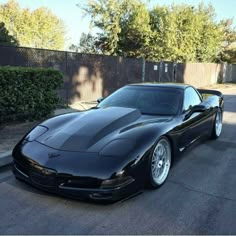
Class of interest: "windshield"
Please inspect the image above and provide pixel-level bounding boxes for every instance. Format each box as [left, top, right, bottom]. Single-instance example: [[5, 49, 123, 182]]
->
[[98, 86, 182, 116]]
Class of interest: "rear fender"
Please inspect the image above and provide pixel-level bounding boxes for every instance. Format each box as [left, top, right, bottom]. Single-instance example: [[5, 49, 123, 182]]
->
[[197, 89, 224, 110]]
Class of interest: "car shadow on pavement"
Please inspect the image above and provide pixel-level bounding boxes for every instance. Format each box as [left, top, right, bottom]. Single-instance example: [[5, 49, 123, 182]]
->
[[171, 136, 207, 168], [222, 94, 236, 113]]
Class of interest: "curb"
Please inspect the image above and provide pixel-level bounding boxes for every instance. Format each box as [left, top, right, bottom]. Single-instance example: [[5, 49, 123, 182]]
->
[[0, 151, 13, 168]]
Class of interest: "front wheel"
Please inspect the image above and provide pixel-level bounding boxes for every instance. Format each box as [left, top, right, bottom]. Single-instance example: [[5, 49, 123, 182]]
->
[[211, 108, 223, 139], [147, 137, 172, 188]]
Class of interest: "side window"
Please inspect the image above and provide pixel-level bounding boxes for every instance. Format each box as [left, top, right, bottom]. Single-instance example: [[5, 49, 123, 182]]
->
[[183, 87, 202, 111]]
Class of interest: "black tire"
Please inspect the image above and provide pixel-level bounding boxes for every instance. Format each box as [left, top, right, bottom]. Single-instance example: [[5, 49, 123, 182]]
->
[[211, 108, 223, 139], [147, 137, 172, 189]]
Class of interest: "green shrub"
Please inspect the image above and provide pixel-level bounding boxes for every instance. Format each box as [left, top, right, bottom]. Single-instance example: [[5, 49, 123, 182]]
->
[[0, 66, 63, 123]]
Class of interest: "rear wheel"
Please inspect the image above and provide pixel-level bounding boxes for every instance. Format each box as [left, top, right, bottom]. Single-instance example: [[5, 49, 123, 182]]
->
[[211, 108, 223, 139], [147, 137, 172, 188]]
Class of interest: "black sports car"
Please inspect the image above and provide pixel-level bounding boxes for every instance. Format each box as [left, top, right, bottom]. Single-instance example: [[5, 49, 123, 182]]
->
[[12, 83, 224, 202]]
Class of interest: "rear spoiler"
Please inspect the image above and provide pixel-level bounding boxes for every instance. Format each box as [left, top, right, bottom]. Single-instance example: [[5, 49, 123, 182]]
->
[[197, 89, 223, 98]]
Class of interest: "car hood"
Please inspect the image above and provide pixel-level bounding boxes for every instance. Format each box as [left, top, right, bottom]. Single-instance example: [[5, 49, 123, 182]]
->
[[36, 107, 173, 152]]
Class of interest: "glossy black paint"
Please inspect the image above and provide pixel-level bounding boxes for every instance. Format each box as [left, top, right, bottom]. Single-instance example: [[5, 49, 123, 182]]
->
[[12, 83, 224, 202]]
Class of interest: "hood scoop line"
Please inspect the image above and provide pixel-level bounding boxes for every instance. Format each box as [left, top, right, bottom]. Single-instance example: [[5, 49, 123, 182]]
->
[[37, 107, 141, 152]]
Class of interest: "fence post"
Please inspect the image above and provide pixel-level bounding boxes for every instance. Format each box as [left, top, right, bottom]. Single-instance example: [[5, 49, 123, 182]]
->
[[159, 61, 163, 82], [65, 51, 69, 106], [173, 63, 177, 82], [142, 57, 146, 83]]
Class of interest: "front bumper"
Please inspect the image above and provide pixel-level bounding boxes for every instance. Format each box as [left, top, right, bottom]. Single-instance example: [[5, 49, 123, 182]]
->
[[12, 160, 137, 203]]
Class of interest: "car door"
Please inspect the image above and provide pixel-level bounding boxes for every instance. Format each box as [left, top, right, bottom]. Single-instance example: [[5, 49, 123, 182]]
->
[[178, 86, 209, 149]]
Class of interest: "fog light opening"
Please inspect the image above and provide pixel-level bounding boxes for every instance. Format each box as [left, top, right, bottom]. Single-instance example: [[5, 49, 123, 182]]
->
[[101, 176, 134, 189]]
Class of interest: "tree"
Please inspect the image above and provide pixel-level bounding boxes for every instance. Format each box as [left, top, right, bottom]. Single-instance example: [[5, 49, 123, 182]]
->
[[30, 7, 65, 50], [149, 3, 224, 62], [117, 2, 151, 57], [0, 22, 18, 46], [69, 33, 101, 54], [80, 0, 236, 63], [80, 0, 124, 55], [81, 0, 150, 56], [218, 19, 236, 63], [0, 0, 65, 50]]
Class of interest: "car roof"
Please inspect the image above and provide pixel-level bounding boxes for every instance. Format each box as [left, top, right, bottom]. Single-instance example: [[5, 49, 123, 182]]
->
[[127, 83, 190, 90]]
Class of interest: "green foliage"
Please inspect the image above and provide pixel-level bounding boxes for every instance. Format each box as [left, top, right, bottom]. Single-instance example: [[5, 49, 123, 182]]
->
[[149, 3, 224, 62], [221, 47, 236, 63], [81, 0, 151, 56], [117, 2, 151, 57], [0, 0, 65, 50], [218, 19, 236, 63], [81, 0, 236, 63], [69, 33, 101, 54], [81, 0, 125, 55], [0, 66, 63, 123], [0, 22, 18, 46]]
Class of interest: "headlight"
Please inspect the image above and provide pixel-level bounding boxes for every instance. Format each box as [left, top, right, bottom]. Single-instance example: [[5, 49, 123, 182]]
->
[[99, 139, 136, 157], [25, 126, 48, 142], [100, 176, 134, 189]]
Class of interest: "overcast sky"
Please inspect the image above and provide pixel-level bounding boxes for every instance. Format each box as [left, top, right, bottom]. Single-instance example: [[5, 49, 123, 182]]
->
[[0, 0, 235, 50]]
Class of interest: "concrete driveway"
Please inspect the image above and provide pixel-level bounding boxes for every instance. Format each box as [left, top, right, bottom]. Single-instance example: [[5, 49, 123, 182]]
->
[[0, 87, 236, 234]]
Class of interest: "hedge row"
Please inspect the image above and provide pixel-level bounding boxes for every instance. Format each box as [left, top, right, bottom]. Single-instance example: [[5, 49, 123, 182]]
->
[[0, 66, 63, 123]]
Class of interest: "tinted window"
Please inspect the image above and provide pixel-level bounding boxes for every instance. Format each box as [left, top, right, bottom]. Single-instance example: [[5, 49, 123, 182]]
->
[[98, 86, 182, 116], [183, 87, 202, 111]]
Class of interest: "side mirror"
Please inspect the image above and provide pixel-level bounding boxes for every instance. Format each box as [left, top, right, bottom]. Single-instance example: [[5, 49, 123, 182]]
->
[[191, 104, 208, 113], [97, 97, 104, 103], [184, 103, 208, 120]]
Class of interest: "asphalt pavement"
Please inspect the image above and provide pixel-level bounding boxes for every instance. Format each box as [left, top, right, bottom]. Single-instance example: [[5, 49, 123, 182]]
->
[[0, 87, 236, 234]]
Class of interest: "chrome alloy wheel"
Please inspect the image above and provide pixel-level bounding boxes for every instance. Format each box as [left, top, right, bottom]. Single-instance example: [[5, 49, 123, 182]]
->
[[151, 138, 171, 185], [215, 109, 223, 137]]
